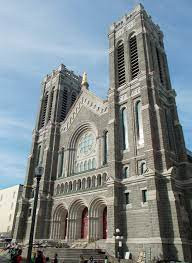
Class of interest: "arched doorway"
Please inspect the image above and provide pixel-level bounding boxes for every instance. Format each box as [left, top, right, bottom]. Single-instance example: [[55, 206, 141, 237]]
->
[[51, 205, 68, 240], [81, 207, 88, 239], [103, 207, 107, 239]]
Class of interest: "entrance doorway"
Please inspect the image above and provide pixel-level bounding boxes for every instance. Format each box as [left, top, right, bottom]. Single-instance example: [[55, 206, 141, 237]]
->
[[103, 207, 107, 239], [81, 207, 88, 239]]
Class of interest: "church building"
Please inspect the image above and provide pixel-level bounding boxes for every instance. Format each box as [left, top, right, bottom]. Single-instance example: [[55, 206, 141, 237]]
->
[[13, 4, 192, 261]]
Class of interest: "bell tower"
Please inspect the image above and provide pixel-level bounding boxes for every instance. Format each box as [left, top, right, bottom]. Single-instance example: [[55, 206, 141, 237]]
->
[[13, 65, 82, 241], [108, 4, 191, 261]]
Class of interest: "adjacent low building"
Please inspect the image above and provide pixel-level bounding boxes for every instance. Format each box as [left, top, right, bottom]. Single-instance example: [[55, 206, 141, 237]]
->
[[0, 184, 23, 237]]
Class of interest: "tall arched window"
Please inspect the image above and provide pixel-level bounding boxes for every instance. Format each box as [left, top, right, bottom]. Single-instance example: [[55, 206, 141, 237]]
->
[[141, 161, 147, 175], [129, 34, 139, 79], [48, 91, 54, 121], [156, 48, 164, 84], [117, 41, 126, 86], [41, 92, 48, 128], [80, 162, 83, 172], [36, 145, 41, 166], [103, 131, 108, 165], [88, 159, 92, 170], [58, 149, 64, 178], [135, 100, 144, 145], [60, 89, 68, 122], [121, 108, 129, 150], [71, 92, 76, 106], [124, 166, 130, 179], [92, 158, 96, 169]]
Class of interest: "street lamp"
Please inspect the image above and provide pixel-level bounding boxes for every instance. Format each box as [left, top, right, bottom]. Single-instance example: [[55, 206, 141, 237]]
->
[[113, 228, 123, 262], [26, 166, 44, 263]]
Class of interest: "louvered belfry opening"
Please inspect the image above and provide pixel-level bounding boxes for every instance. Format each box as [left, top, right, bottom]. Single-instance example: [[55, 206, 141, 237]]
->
[[117, 42, 126, 86], [60, 89, 68, 122], [129, 35, 139, 79], [40, 92, 48, 128], [156, 48, 164, 84], [71, 93, 76, 106], [48, 91, 54, 121]]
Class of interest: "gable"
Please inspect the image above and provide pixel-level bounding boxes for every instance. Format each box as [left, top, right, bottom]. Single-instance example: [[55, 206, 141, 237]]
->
[[60, 89, 108, 133]]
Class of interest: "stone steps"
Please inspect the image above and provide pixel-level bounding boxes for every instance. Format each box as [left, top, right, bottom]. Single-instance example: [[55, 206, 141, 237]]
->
[[24, 248, 106, 263]]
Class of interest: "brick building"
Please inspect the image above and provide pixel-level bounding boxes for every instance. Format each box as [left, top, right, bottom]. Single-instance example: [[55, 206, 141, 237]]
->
[[13, 4, 192, 261]]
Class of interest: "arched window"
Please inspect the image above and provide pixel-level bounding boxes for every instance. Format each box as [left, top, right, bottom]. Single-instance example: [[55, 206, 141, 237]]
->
[[135, 100, 144, 145], [58, 149, 64, 178], [64, 182, 68, 193], [76, 163, 79, 173], [92, 176, 96, 188], [73, 181, 76, 191], [82, 178, 86, 189], [156, 48, 164, 84], [80, 162, 83, 172], [129, 34, 139, 79], [87, 177, 91, 188], [69, 182, 72, 191], [61, 184, 64, 194], [36, 145, 41, 166], [117, 41, 126, 86], [103, 131, 108, 164], [56, 185, 60, 195], [164, 109, 174, 151], [124, 166, 130, 178], [71, 92, 76, 106], [41, 92, 48, 128], [88, 159, 92, 170], [77, 179, 81, 190], [48, 91, 54, 121], [141, 161, 147, 175], [92, 158, 96, 169], [60, 89, 68, 122], [121, 108, 129, 150], [97, 175, 101, 186], [84, 161, 88, 171]]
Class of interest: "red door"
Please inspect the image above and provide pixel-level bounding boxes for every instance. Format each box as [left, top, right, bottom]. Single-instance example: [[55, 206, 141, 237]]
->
[[81, 207, 88, 239], [103, 207, 107, 239]]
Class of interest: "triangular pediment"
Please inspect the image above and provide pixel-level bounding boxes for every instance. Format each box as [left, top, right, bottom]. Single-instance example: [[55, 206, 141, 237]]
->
[[60, 89, 108, 132]]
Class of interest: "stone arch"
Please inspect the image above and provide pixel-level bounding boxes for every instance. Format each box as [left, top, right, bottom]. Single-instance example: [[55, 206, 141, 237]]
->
[[68, 199, 88, 240], [89, 197, 107, 240], [51, 203, 68, 240]]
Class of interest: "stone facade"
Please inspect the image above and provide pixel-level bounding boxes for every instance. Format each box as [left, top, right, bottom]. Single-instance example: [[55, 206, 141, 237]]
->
[[13, 4, 192, 261]]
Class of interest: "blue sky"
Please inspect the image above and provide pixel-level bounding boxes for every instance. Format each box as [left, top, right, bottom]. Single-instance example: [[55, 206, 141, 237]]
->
[[0, 0, 191, 188]]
